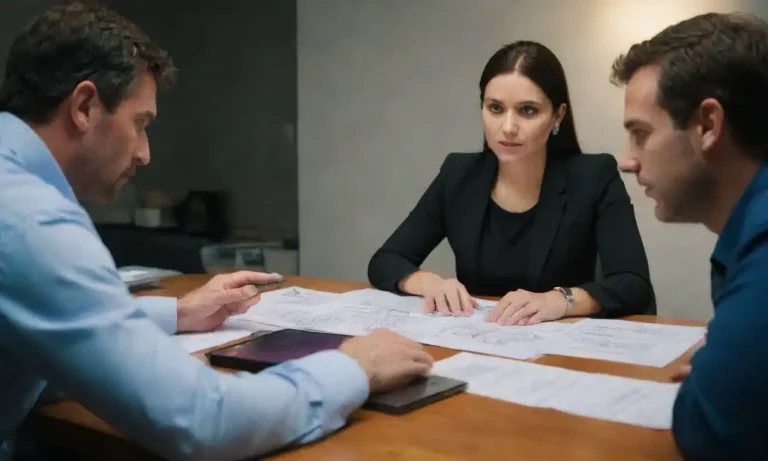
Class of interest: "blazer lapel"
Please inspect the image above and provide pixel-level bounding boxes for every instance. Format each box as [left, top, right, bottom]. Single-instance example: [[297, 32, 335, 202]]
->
[[455, 153, 497, 281], [526, 156, 567, 288]]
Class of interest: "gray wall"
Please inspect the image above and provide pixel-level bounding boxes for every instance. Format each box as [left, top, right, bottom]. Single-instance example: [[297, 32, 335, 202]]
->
[[0, 1, 63, 76], [297, 0, 762, 322], [108, 0, 298, 238], [2, 1, 299, 239]]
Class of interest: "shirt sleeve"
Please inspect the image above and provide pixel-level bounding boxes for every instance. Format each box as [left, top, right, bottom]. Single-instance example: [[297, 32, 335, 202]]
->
[[0, 209, 369, 461], [671, 231, 768, 460], [134, 296, 178, 335]]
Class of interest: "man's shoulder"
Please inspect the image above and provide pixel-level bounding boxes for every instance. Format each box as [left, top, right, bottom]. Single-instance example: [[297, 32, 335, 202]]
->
[[0, 150, 89, 242], [740, 190, 768, 237], [731, 190, 768, 265]]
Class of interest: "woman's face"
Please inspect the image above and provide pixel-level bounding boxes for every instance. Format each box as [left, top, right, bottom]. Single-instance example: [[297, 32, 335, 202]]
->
[[481, 72, 564, 163]]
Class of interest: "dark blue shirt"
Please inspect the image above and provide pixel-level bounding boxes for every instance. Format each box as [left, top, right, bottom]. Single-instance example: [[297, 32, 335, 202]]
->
[[672, 165, 768, 460]]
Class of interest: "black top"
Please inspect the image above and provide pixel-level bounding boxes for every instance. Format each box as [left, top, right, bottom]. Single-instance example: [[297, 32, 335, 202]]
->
[[367, 151, 656, 317], [477, 200, 537, 296]]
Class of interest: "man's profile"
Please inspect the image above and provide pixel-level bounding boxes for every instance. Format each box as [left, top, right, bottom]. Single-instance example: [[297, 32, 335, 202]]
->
[[0, 3, 432, 460], [613, 12, 768, 460]]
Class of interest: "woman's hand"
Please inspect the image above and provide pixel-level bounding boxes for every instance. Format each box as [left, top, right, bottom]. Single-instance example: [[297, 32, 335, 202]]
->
[[422, 278, 477, 316], [487, 289, 567, 326]]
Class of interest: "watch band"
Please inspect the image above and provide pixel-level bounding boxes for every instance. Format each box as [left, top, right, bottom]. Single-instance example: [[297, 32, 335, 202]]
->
[[554, 286, 574, 315]]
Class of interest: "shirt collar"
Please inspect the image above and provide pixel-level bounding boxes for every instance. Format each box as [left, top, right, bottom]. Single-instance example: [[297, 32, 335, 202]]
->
[[0, 111, 76, 203], [711, 164, 768, 269]]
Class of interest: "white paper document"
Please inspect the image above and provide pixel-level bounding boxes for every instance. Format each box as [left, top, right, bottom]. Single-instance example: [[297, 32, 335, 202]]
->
[[175, 328, 252, 353], [119, 269, 148, 282], [174, 320, 282, 353], [257, 286, 341, 307], [418, 320, 568, 359], [237, 287, 569, 360], [236, 288, 700, 366], [342, 289, 499, 318], [540, 319, 706, 367], [433, 352, 681, 429]]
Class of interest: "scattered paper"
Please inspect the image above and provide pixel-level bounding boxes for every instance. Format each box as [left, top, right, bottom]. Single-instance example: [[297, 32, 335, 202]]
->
[[341, 289, 497, 318], [119, 269, 148, 283], [236, 288, 700, 367], [540, 319, 706, 367], [434, 352, 681, 429], [175, 329, 253, 353], [333, 288, 425, 312], [174, 320, 282, 353], [426, 320, 568, 358], [231, 287, 341, 329], [238, 288, 569, 360], [474, 298, 497, 310], [257, 286, 341, 307]]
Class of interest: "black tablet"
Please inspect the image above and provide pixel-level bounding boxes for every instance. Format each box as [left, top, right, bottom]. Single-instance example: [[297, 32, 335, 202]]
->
[[363, 375, 467, 414], [206, 329, 349, 372], [206, 329, 467, 414]]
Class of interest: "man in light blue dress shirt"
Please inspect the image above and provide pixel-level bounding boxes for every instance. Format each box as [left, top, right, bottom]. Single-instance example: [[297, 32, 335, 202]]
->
[[0, 3, 433, 460]]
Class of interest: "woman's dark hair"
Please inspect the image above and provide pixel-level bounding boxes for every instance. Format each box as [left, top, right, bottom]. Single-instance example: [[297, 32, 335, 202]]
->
[[479, 41, 581, 155]]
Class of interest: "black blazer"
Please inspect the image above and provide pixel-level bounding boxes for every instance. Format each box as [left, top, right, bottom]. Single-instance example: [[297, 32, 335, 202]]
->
[[368, 151, 655, 317]]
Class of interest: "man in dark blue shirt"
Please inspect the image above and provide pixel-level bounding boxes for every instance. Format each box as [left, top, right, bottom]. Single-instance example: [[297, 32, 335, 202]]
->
[[611, 12, 768, 461]]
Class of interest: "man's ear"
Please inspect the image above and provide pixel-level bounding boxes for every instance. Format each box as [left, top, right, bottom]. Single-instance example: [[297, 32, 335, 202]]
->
[[68, 80, 100, 133], [696, 98, 725, 158]]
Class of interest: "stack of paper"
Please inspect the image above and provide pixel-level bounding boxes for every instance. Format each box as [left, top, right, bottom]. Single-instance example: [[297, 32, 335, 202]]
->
[[433, 352, 681, 429]]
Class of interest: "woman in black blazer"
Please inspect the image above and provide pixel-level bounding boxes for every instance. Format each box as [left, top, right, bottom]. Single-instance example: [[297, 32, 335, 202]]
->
[[368, 41, 653, 325]]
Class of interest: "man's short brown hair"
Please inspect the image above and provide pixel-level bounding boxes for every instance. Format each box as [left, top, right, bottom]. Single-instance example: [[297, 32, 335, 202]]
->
[[611, 12, 768, 156], [0, 2, 177, 123]]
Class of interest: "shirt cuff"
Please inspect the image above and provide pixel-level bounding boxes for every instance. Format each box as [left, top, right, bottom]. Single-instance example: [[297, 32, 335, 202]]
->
[[134, 296, 178, 335], [291, 350, 370, 429]]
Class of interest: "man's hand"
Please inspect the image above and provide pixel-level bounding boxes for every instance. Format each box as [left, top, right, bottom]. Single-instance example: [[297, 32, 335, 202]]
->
[[339, 329, 433, 393], [176, 271, 281, 333], [671, 334, 707, 382]]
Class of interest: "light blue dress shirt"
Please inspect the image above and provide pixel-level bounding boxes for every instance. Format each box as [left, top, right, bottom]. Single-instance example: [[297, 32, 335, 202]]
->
[[0, 112, 369, 460]]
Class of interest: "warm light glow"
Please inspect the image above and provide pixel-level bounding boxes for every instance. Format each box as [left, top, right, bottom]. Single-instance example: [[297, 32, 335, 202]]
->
[[597, 0, 751, 48]]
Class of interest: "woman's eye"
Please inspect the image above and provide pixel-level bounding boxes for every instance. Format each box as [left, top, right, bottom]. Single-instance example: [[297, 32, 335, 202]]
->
[[488, 103, 503, 114], [520, 106, 538, 115]]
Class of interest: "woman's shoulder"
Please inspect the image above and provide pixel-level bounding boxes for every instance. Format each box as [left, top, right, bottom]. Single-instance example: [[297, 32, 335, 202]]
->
[[438, 151, 491, 176], [561, 152, 621, 183], [442, 150, 487, 166]]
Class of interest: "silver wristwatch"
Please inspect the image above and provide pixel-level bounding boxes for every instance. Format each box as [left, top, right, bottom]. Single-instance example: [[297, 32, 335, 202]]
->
[[554, 286, 574, 314]]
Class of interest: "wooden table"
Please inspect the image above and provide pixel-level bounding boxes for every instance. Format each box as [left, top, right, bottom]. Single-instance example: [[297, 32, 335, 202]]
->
[[22, 275, 703, 460]]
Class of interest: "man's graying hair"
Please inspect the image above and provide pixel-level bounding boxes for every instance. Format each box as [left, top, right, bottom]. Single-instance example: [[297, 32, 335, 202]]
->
[[0, 1, 176, 123], [611, 12, 768, 157]]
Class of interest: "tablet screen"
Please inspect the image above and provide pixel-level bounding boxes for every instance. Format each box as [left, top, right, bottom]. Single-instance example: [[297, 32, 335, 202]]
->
[[213, 329, 349, 364]]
